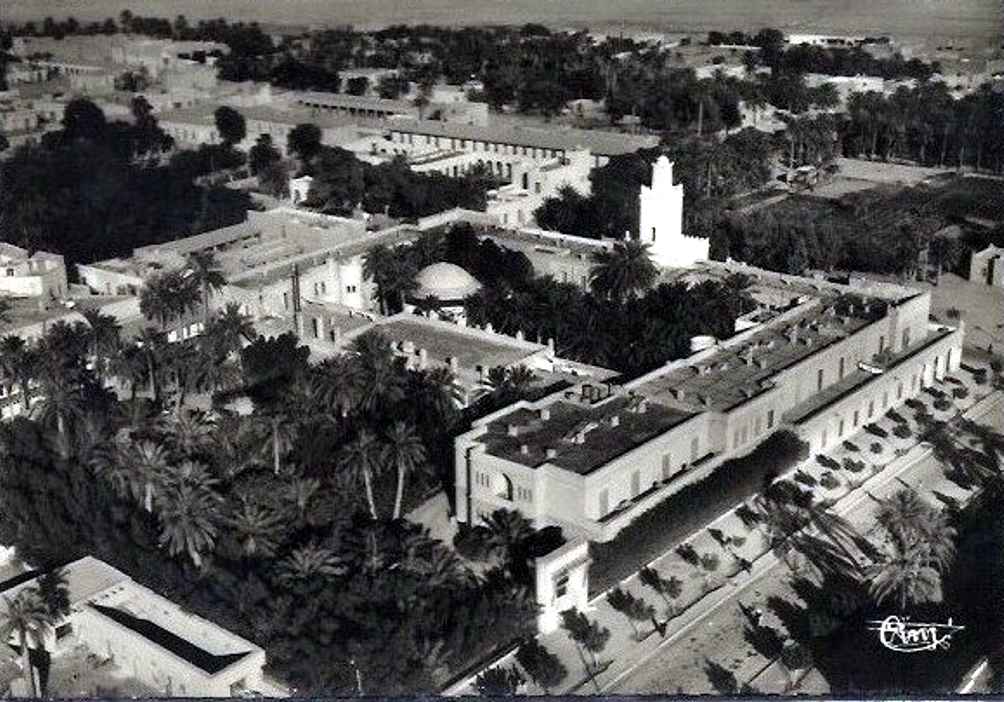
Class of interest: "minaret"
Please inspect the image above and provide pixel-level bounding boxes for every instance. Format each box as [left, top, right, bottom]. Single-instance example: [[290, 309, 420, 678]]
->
[[637, 155, 708, 269]]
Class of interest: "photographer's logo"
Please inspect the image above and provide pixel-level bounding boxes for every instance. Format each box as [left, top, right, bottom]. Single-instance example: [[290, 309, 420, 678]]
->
[[867, 615, 964, 653]]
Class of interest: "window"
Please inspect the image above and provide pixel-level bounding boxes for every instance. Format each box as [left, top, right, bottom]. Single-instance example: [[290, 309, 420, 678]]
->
[[882, 391, 888, 409], [346, 285, 357, 293], [661, 454, 672, 481], [838, 357, 845, 380], [838, 418, 845, 437], [853, 409, 859, 427], [5, 268, 13, 277], [754, 417, 762, 436], [817, 368, 824, 391], [283, 292, 289, 309], [651, 226, 656, 242], [311, 318, 319, 338], [902, 328, 911, 349], [534, 182, 542, 194], [879, 335, 885, 354], [555, 572, 569, 598], [630, 470, 640, 498], [690, 436, 699, 461], [598, 489, 609, 516], [767, 409, 775, 429], [867, 400, 874, 418], [821, 429, 828, 448]]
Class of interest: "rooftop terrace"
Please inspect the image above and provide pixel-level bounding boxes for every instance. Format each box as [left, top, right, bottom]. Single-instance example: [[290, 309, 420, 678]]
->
[[375, 317, 540, 370], [634, 293, 886, 413], [479, 394, 694, 475]]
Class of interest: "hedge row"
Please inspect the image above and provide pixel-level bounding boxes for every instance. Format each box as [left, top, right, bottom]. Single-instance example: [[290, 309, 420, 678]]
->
[[589, 430, 808, 596]]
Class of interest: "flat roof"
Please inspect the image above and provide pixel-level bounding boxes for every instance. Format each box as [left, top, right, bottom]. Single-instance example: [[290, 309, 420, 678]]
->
[[90, 604, 251, 675], [634, 294, 884, 412], [293, 90, 414, 113], [375, 317, 539, 370], [479, 395, 695, 475], [0, 556, 129, 613], [385, 119, 659, 157]]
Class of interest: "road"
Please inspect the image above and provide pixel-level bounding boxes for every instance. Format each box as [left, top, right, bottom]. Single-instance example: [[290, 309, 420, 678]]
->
[[607, 393, 1004, 695]]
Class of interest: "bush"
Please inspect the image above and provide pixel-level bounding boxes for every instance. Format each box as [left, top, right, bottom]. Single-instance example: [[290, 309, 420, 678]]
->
[[933, 397, 951, 411], [886, 409, 906, 423], [589, 431, 808, 595], [892, 424, 912, 439], [842, 440, 859, 452], [676, 542, 700, 565], [991, 356, 1003, 374], [952, 387, 969, 400], [864, 423, 888, 438], [843, 457, 865, 473], [816, 454, 840, 470], [793, 470, 817, 487], [870, 442, 883, 454], [819, 471, 840, 490], [974, 369, 988, 385], [453, 526, 495, 562]]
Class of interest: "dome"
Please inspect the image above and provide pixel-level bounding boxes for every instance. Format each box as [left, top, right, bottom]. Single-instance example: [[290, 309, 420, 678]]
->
[[413, 262, 482, 302]]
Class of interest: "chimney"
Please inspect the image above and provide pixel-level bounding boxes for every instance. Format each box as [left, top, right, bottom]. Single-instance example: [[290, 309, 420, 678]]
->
[[507, 424, 519, 437], [539, 407, 550, 421], [742, 387, 754, 398], [448, 356, 459, 373], [546, 448, 558, 460], [402, 339, 415, 354], [672, 388, 686, 400], [755, 358, 769, 369], [698, 394, 711, 407], [547, 337, 555, 352], [520, 444, 529, 456], [637, 398, 648, 414], [590, 385, 602, 402], [800, 336, 813, 346], [418, 348, 428, 369], [609, 414, 620, 428], [581, 383, 593, 400], [515, 329, 524, 342], [573, 432, 586, 444], [485, 323, 494, 334]]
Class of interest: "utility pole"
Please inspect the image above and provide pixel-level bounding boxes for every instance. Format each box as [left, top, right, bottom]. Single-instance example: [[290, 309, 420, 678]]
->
[[291, 263, 302, 334]]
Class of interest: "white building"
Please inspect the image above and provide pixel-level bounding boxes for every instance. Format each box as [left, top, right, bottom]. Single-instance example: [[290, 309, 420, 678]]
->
[[0, 556, 284, 697], [0, 243, 68, 300], [638, 156, 709, 269]]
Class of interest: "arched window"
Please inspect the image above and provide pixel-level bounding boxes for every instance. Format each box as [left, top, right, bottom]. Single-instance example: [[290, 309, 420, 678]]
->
[[490, 473, 513, 501]]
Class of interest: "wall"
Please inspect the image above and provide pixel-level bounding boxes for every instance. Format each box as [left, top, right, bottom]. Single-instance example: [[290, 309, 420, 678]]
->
[[77, 264, 144, 296], [532, 538, 590, 634], [74, 608, 266, 697]]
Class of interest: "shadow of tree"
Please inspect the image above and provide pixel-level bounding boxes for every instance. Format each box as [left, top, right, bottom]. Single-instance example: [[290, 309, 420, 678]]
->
[[743, 622, 785, 660], [703, 659, 738, 694]]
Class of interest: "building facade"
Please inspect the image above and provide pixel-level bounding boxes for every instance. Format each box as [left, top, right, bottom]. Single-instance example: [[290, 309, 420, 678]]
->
[[0, 244, 68, 300], [454, 261, 963, 542], [969, 244, 1004, 287], [638, 156, 709, 268]]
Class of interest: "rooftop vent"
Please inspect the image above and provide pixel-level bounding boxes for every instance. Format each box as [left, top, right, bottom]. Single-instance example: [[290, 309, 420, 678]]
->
[[754, 358, 769, 369], [609, 414, 620, 428], [539, 407, 551, 421], [507, 424, 520, 437], [672, 388, 686, 400], [546, 448, 558, 460], [520, 444, 529, 456]]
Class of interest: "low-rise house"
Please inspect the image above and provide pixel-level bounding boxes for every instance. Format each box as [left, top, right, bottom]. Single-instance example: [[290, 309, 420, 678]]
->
[[0, 244, 67, 300], [0, 557, 284, 697]]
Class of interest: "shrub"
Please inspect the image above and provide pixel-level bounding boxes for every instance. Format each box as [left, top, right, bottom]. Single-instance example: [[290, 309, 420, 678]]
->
[[991, 356, 1003, 374], [905, 398, 925, 409], [735, 503, 761, 529], [952, 387, 969, 399], [676, 542, 700, 566], [933, 397, 951, 411], [864, 423, 888, 438], [892, 424, 912, 439], [793, 470, 817, 487], [816, 454, 840, 470], [843, 457, 865, 473], [870, 442, 883, 454], [974, 369, 988, 385], [886, 409, 906, 423], [453, 526, 495, 562], [589, 431, 808, 595], [843, 440, 859, 452], [819, 471, 840, 490]]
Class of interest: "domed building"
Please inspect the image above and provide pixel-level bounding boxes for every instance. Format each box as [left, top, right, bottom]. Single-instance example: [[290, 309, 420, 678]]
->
[[406, 262, 482, 324]]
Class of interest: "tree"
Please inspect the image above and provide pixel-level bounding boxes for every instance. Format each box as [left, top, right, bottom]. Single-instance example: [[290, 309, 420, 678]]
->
[[559, 607, 610, 691], [80, 308, 120, 383], [590, 240, 659, 302], [638, 566, 684, 615], [35, 568, 70, 621], [228, 497, 283, 558], [214, 106, 246, 147], [157, 478, 220, 568], [515, 638, 567, 693], [185, 251, 227, 324], [473, 665, 525, 695], [482, 508, 534, 575], [606, 587, 656, 640], [287, 123, 323, 163], [139, 270, 200, 331], [61, 98, 107, 142], [0, 588, 52, 698], [780, 639, 812, 691], [381, 421, 427, 520], [248, 134, 281, 176], [338, 429, 383, 520], [867, 489, 956, 608], [0, 335, 36, 412]]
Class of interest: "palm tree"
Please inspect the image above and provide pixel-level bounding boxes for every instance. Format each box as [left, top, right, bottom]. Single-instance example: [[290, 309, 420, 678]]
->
[[158, 479, 220, 568], [866, 539, 944, 609], [362, 244, 394, 315], [119, 438, 170, 512], [283, 477, 321, 519], [0, 335, 36, 412], [0, 588, 52, 698], [35, 568, 70, 621], [166, 408, 214, 457], [590, 240, 659, 302], [33, 371, 85, 459], [0, 297, 12, 330], [312, 355, 360, 418], [228, 498, 283, 558], [277, 543, 346, 584], [185, 250, 227, 323], [135, 327, 166, 403], [338, 429, 383, 519], [206, 303, 254, 379], [139, 270, 200, 332], [381, 421, 427, 520], [258, 411, 296, 475], [79, 308, 120, 383], [482, 508, 534, 573]]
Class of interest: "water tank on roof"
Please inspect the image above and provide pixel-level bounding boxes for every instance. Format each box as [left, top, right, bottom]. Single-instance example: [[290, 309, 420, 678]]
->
[[690, 335, 718, 353]]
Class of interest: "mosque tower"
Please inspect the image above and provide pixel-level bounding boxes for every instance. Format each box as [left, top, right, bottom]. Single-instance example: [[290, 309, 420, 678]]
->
[[638, 156, 709, 268]]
